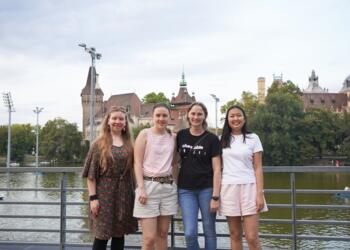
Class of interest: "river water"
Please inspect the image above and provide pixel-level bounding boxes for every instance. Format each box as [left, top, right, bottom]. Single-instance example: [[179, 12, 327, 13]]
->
[[0, 170, 349, 249]]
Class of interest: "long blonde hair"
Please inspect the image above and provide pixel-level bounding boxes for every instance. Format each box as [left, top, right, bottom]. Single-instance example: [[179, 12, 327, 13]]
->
[[94, 106, 133, 173]]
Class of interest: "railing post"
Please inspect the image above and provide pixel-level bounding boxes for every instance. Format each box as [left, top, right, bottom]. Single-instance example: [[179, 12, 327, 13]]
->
[[60, 172, 67, 250], [290, 172, 297, 250], [170, 216, 175, 249]]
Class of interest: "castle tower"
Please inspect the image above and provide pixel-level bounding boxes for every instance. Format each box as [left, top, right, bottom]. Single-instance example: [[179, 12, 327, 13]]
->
[[257, 77, 266, 104], [304, 70, 327, 93], [340, 74, 350, 111], [81, 66, 104, 140]]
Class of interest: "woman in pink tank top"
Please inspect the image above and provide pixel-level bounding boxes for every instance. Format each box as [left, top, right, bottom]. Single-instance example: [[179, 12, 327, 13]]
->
[[133, 103, 178, 250]]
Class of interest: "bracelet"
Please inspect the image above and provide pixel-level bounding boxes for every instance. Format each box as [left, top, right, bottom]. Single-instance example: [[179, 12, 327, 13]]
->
[[89, 194, 98, 201]]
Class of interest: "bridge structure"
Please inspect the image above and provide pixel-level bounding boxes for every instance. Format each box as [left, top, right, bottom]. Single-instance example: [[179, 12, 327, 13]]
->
[[0, 166, 350, 250]]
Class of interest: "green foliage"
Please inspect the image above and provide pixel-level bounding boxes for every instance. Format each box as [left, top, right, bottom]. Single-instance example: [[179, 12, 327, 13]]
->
[[300, 108, 340, 159], [267, 80, 302, 96], [142, 92, 170, 104], [0, 124, 35, 164], [250, 92, 304, 166], [40, 118, 83, 163], [220, 91, 259, 121], [132, 123, 151, 140]]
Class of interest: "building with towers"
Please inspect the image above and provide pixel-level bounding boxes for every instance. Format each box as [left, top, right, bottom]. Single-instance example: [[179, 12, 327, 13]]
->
[[81, 68, 195, 140], [256, 70, 350, 113]]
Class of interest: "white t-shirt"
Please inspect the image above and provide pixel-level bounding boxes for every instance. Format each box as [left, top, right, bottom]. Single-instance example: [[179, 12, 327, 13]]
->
[[221, 133, 263, 184]]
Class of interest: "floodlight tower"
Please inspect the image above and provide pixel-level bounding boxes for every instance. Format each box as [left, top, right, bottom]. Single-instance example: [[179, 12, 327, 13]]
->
[[2, 92, 15, 168], [210, 94, 220, 135], [33, 107, 43, 168], [78, 43, 102, 143]]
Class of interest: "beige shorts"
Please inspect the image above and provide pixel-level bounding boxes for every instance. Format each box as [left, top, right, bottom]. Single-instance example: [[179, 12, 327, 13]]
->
[[133, 180, 178, 218], [219, 183, 268, 217]]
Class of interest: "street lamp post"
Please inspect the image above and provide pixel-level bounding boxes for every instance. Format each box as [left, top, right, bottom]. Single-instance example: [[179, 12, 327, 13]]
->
[[33, 107, 43, 168], [78, 43, 102, 143], [210, 94, 220, 135], [2, 92, 15, 168]]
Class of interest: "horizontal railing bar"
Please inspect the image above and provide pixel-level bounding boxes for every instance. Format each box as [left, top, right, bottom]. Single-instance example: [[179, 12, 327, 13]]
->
[[297, 235, 350, 241], [0, 187, 346, 196], [0, 241, 59, 246], [267, 204, 350, 209], [1, 216, 348, 226], [0, 228, 60, 232], [0, 201, 60, 205], [0, 215, 60, 219], [1, 166, 350, 174], [0, 187, 86, 192]]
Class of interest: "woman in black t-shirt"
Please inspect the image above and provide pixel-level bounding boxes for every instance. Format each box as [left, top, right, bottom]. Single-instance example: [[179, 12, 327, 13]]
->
[[177, 102, 222, 250]]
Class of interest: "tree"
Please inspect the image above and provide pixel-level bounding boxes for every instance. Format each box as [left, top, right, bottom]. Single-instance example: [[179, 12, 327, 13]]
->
[[142, 92, 170, 104], [299, 108, 340, 159], [267, 80, 302, 96], [220, 91, 259, 121], [0, 124, 35, 164], [250, 92, 304, 166], [132, 123, 151, 140], [40, 118, 83, 163]]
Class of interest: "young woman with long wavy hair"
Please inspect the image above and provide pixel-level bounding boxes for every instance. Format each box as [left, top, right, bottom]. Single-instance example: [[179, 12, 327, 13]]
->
[[82, 106, 138, 250]]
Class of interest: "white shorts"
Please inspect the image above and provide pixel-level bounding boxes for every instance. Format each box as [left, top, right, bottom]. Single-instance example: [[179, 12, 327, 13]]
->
[[133, 180, 178, 218], [219, 183, 268, 217]]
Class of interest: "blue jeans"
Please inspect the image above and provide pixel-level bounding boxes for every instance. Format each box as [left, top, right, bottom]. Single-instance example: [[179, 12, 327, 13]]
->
[[178, 188, 216, 250]]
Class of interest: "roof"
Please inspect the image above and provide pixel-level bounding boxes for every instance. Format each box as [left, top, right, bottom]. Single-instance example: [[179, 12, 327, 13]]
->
[[304, 70, 327, 93], [171, 87, 196, 105], [340, 74, 350, 93], [105, 93, 141, 116], [81, 67, 104, 96]]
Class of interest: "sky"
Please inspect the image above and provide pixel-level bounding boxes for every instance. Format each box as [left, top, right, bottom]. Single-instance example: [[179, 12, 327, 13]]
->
[[0, 0, 349, 130]]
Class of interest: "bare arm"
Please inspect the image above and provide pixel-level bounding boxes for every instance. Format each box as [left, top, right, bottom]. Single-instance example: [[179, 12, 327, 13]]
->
[[87, 178, 99, 217], [134, 129, 147, 204], [171, 133, 179, 183], [210, 155, 221, 212], [253, 151, 265, 211]]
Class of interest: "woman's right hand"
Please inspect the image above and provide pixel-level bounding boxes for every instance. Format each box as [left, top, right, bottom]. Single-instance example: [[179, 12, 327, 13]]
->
[[138, 187, 148, 205], [90, 200, 100, 217]]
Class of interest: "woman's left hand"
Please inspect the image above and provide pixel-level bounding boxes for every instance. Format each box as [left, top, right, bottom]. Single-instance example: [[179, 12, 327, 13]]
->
[[210, 200, 219, 213], [256, 193, 265, 212]]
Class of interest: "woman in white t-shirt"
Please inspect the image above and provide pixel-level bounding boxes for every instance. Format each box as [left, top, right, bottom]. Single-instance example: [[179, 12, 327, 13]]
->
[[219, 105, 267, 250]]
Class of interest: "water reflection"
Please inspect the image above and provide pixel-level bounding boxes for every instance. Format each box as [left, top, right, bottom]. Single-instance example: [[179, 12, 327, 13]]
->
[[0, 171, 349, 249]]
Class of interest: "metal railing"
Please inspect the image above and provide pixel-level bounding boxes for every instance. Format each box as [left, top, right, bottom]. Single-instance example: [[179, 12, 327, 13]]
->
[[0, 166, 350, 249]]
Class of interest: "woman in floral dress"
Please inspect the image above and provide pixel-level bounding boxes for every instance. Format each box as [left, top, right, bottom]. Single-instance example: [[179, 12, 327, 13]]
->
[[82, 106, 138, 250]]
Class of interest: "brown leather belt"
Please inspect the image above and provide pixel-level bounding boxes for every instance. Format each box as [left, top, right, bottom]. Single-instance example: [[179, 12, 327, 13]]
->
[[143, 175, 173, 184]]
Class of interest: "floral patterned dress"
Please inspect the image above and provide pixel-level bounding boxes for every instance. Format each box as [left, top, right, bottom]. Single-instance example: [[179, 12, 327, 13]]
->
[[82, 144, 138, 239]]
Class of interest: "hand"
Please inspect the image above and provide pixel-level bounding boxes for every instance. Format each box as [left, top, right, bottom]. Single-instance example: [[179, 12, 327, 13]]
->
[[256, 193, 265, 213], [210, 199, 219, 213], [138, 187, 148, 205], [90, 200, 99, 217]]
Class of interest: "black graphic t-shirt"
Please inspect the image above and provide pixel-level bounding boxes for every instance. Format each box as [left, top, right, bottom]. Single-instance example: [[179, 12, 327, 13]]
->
[[177, 128, 222, 190]]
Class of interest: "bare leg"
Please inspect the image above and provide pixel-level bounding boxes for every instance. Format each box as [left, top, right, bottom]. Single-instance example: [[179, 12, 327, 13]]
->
[[155, 215, 172, 250], [227, 216, 243, 250], [140, 217, 158, 250], [242, 214, 261, 250]]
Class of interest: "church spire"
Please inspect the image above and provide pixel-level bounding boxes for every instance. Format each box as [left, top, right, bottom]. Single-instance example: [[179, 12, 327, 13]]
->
[[180, 68, 187, 87]]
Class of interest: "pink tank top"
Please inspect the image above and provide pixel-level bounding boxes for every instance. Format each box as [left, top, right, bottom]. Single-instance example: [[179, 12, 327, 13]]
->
[[143, 128, 175, 177]]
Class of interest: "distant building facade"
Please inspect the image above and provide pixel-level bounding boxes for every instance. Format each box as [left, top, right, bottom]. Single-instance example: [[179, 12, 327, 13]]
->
[[257, 70, 350, 112], [81, 68, 195, 140], [301, 70, 350, 112]]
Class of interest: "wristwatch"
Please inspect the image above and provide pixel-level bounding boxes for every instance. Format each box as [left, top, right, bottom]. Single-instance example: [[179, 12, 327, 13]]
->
[[211, 196, 220, 201], [89, 194, 98, 201]]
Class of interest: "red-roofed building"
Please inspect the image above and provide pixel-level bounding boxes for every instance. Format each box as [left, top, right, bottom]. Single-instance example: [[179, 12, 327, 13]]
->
[[81, 68, 195, 140]]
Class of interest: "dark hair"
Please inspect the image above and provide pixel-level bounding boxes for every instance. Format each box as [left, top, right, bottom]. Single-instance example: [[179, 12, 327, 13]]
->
[[152, 103, 170, 113], [220, 105, 251, 148], [187, 102, 208, 129], [152, 103, 172, 134]]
